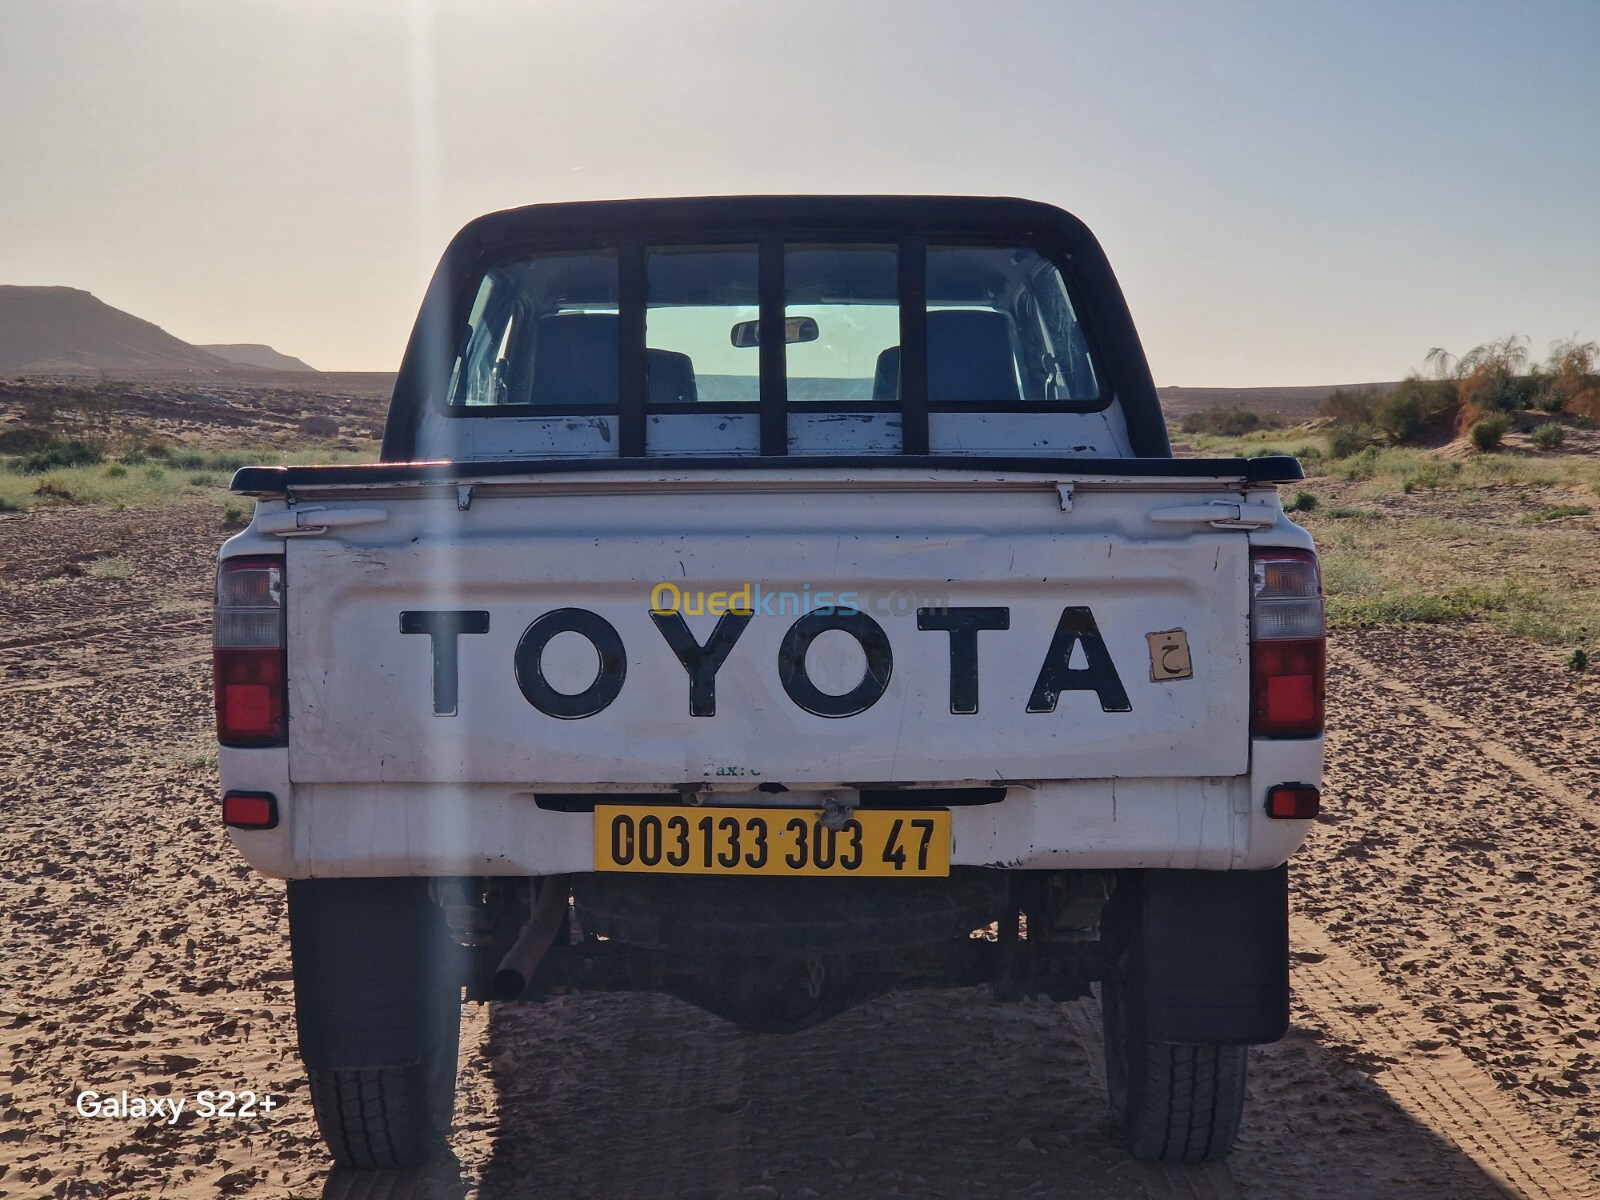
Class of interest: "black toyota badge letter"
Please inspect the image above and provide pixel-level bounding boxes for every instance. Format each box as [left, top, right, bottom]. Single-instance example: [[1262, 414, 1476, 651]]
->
[[400, 611, 490, 716], [1027, 606, 1131, 713]]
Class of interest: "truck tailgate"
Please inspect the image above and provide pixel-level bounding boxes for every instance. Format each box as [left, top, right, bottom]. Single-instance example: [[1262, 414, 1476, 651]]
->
[[281, 474, 1252, 785]]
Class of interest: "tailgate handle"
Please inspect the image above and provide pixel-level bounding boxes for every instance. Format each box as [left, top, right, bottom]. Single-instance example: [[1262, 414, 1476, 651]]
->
[[259, 506, 388, 537], [1149, 502, 1278, 529]]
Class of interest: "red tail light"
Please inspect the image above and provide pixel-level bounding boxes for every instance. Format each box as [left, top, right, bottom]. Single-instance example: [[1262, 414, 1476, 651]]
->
[[1250, 548, 1325, 738], [214, 555, 287, 746], [223, 790, 279, 829], [1266, 783, 1321, 820]]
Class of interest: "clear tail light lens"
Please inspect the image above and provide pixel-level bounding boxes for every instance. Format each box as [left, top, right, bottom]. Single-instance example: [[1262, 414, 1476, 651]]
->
[[214, 555, 286, 746], [1250, 548, 1325, 738]]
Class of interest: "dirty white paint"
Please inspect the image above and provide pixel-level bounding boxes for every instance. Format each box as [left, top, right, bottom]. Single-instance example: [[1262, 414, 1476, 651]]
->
[[220, 467, 1319, 880]]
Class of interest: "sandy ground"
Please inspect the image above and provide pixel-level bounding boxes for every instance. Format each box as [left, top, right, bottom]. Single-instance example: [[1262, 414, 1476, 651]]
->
[[4, 501, 1600, 1199]]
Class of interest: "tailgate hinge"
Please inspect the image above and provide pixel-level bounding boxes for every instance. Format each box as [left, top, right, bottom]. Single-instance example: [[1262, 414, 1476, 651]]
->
[[457, 484, 474, 511], [1148, 501, 1277, 529], [1054, 482, 1075, 512], [259, 506, 388, 538]]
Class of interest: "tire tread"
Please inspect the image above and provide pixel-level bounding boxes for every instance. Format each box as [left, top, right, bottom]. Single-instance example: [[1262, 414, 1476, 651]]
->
[[1125, 1038, 1248, 1163], [308, 1062, 440, 1170]]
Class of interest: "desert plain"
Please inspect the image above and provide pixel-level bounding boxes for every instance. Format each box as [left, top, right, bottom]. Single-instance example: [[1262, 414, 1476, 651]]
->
[[3, 378, 1600, 1199]]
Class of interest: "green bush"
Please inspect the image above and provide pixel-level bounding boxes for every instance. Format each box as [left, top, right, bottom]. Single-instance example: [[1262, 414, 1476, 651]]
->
[[101, 463, 128, 478], [1291, 444, 1323, 462], [1320, 386, 1382, 427], [1469, 412, 1512, 451], [19, 437, 104, 473], [1327, 426, 1373, 460], [1375, 389, 1423, 443], [0, 425, 55, 454], [1178, 405, 1273, 436], [1336, 446, 1381, 481], [1353, 376, 1458, 445], [1398, 459, 1462, 493], [118, 442, 162, 466], [1532, 387, 1567, 415], [1532, 422, 1565, 451], [206, 451, 262, 471], [1286, 490, 1319, 513]]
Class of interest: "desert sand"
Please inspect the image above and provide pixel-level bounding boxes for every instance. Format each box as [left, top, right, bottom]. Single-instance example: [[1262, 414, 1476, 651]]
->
[[4, 400, 1600, 1197]]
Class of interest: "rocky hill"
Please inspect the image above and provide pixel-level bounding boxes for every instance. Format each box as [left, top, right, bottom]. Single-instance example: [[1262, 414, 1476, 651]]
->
[[0, 286, 306, 375], [197, 343, 315, 372]]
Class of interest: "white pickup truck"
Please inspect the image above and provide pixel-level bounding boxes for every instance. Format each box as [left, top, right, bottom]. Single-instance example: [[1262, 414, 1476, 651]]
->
[[215, 196, 1324, 1170]]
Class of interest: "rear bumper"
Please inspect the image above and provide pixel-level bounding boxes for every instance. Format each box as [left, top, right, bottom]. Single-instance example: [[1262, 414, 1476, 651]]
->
[[222, 738, 1322, 878]]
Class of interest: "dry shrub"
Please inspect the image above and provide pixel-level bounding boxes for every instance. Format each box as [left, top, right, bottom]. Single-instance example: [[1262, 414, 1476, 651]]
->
[[299, 415, 340, 439], [1549, 338, 1600, 419], [1456, 335, 1530, 416], [1431, 335, 1534, 433], [32, 478, 77, 502], [1455, 397, 1491, 435]]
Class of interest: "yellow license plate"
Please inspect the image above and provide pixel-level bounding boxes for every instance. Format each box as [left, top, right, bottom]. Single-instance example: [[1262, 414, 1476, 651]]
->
[[594, 805, 951, 878]]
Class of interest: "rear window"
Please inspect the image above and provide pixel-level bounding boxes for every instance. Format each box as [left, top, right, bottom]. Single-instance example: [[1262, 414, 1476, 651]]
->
[[447, 241, 1100, 412]]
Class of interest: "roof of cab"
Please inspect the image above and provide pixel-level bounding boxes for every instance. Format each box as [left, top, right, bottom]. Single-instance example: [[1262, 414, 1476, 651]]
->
[[445, 194, 1101, 257]]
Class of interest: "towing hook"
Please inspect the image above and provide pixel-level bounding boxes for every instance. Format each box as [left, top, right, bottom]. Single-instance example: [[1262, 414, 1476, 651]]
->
[[820, 792, 853, 831]]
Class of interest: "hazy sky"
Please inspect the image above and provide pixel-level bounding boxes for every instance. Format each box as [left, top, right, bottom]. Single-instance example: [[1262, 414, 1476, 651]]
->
[[2, 0, 1596, 384]]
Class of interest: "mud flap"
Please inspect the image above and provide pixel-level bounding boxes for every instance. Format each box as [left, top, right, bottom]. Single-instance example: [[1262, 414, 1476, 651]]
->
[[287, 878, 459, 1069], [1129, 866, 1289, 1045]]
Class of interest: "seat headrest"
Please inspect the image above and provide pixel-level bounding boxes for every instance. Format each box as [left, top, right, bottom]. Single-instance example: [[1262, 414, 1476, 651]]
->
[[527, 313, 619, 406], [927, 309, 1020, 403], [526, 313, 697, 406], [647, 349, 698, 404], [872, 346, 901, 402], [869, 310, 1021, 404]]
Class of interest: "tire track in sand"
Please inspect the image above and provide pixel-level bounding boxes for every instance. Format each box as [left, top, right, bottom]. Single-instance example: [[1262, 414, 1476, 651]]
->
[[1338, 648, 1589, 815], [0, 650, 213, 694], [1291, 920, 1598, 1200]]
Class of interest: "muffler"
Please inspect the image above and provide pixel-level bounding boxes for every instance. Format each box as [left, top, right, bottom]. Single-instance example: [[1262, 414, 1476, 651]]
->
[[492, 875, 571, 999]]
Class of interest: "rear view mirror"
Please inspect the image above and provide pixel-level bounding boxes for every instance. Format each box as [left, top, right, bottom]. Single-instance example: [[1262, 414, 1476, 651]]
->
[[730, 316, 820, 348]]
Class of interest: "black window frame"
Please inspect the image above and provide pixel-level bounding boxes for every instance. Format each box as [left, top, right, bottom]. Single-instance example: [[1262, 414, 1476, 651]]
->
[[386, 197, 1162, 461]]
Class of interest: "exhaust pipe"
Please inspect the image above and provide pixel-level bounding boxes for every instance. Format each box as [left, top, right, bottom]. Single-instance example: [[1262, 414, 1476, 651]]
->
[[492, 875, 571, 1000]]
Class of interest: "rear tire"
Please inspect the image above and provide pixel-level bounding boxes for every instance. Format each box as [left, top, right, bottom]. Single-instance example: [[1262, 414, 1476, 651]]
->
[[1100, 967, 1249, 1163], [306, 1015, 459, 1169], [289, 878, 461, 1169]]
